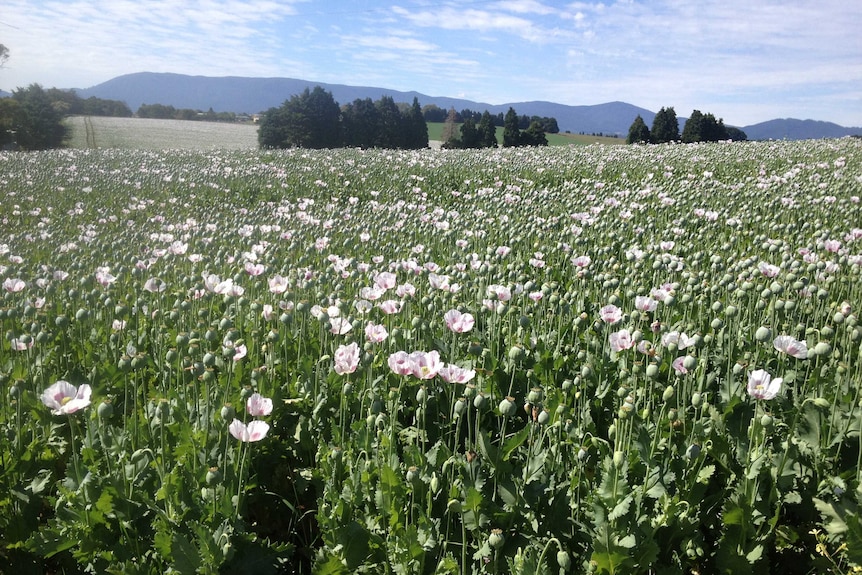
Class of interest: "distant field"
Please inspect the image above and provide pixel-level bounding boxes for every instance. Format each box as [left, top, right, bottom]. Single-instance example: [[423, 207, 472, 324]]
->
[[64, 116, 260, 150], [64, 116, 623, 150], [426, 122, 624, 146]]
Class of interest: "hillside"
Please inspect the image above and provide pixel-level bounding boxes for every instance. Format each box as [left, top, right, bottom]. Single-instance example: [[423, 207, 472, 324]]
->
[[69, 72, 862, 140]]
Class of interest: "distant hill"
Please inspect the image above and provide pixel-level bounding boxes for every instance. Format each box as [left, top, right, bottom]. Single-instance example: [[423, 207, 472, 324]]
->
[[742, 118, 862, 141], [68, 72, 862, 140], [73, 72, 654, 136]]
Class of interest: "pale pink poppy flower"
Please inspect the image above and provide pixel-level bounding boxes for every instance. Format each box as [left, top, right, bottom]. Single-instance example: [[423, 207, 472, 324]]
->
[[245, 262, 265, 276], [671, 356, 688, 375], [444, 309, 475, 333], [529, 291, 543, 302], [204, 274, 221, 293], [41, 381, 92, 415], [53, 270, 69, 281], [95, 270, 116, 287], [773, 335, 808, 359], [571, 255, 591, 268], [215, 279, 244, 297], [262, 305, 275, 321], [374, 272, 397, 290], [365, 322, 388, 343], [268, 274, 289, 294], [758, 262, 780, 278], [824, 239, 841, 253], [496, 246, 511, 257], [438, 364, 476, 384], [637, 340, 653, 355], [410, 350, 443, 380], [11, 337, 33, 351], [388, 351, 413, 375], [428, 273, 450, 291], [635, 296, 658, 312], [143, 277, 166, 293], [334, 342, 360, 375], [310, 305, 324, 319], [112, 319, 127, 331], [246, 393, 273, 417], [229, 419, 270, 442], [233, 343, 247, 361], [488, 284, 512, 301], [600, 304, 622, 325], [650, 286, 673, 302], [661, 331, 693, 350], [396, 283, 416, 298], [3, 278, 25, 292], [168, 241, 188, 255], [329, 317, 353, 335], [378, 300, 402, 315], [660, 241, 675, 251], [354, 300, 372, 314], [361, 286, 386, 301], [608, 329, 634, 352], [747, 369, 782, 400]]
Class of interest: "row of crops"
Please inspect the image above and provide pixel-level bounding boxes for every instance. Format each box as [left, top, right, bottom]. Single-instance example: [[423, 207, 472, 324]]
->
[[1, 140, 861, 574]]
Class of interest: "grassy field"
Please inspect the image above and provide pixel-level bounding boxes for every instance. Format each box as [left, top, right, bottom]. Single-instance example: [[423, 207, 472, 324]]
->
[[64, 116, 260, 150], [64, 116, 623, 150]]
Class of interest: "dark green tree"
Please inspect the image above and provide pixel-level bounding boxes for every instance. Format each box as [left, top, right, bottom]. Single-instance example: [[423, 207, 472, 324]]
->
[[503, 107, 521, 147], [342, 98, 380, 148], [702, 113, 728, 141], [681, 110, 704, 143], [459, 117, 481, 149], [12, 84, 66, 150], [651, 107, 679, 143], [375, 95, 404, 148], [478, 111, 498, 148], [421, 104, 447, 123], [258, 86, 341, 149], [521, 121, 548, 146], [725, 126, 748, 141], [405, 97, 429, 149], [0, 98, 26, 149], [627, 115, 651, 144]]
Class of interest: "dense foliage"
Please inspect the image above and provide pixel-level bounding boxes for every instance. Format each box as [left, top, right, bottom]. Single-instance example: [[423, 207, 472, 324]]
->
[[1, 140, 861, 574], [137, 103, 245, 123], [258, 87, 428, 150]]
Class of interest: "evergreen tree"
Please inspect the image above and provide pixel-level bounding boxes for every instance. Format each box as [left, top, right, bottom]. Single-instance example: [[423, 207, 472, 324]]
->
[[459, 118, 481, 148], [725, 126, 748, 141], [406, 97, 429, 149], [651, 107, 679, 143], [374, 96, 404, 148], [681, 110, 704, 143], [258, 86, 341, 149], [702, 113, 728, 141], [626, 115, 651, 144], [341, 98, 380, 148], [478, 111, 498, 148], [521, 121, 548, 146], [503, 107, 521, 147]]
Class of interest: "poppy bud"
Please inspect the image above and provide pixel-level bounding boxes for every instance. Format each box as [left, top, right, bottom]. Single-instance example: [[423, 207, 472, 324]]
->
[[488, 529, 505, 549]]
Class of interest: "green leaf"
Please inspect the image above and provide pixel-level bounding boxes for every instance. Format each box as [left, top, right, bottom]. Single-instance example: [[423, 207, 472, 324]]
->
[[697, 464, 716, 484], [171, 533, 201, 575], [502, 426, 530, 460], [26, 527, 78, 558], [608, 495, 632, 521], [313, 554, 349, 575]]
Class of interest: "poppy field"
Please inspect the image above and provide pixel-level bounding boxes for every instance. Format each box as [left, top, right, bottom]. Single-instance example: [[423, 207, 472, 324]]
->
[[1, 140, 862, 574]]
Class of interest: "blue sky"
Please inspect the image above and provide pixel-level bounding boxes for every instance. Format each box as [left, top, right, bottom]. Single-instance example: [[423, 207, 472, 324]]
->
[[2, 0, 860, 127]]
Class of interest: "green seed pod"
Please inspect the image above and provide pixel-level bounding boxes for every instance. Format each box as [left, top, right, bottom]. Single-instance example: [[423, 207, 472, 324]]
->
[[814, 342, 832, 356], [97, 400, 114, 419], [760, 414, 774, 429], [754, 326, 772, 342], [691, 392, 702, 407], [447, 499, 462, 514], [488, 529, 505, 549], [473, 393, 488, 410], [646, 363, 659, 378], [453, 397, 467, 418], [499, 396, 517, 417], [557, 550, 572, 571], [663, 385, 675, 402], [812, 397, 831, 409], [537, 409, 550, 425], [613, 450, 625, 468], [206, 466, 222, 486]]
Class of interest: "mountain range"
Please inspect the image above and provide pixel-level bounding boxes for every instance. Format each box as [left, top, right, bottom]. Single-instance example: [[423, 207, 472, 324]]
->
[[7, 72, 862, 140]]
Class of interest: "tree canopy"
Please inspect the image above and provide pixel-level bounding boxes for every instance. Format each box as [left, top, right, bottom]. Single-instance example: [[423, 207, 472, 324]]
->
[[259, 87, 428, 150], [651, 107, 679, 143], [626, 115, 651, 144]]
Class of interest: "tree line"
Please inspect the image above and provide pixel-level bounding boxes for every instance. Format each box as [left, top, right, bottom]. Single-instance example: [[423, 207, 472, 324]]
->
[[627, 107, 748, 144], [423, 105, 559, 133], [441, 106, 549, 149], [258, 86, 429, 149], [137, 104, 250, 123]]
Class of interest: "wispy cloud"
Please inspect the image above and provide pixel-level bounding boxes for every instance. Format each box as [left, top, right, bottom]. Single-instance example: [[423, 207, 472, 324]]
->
[[2, 0, 860, 126]]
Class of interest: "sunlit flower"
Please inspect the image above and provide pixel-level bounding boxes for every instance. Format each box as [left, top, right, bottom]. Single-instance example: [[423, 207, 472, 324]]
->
[[245, 262, 265, 276], [661, 331, 694, 350], [672, 356, 688, 375], [329, 317, 353, 335], [378, 300, 402, 315], [758, 262, 780, 278], [773, 335, 808, 359], [112, 319, 127, 331], [410, 350, 443, 380], [3, 277, 25, 292], [747, 369, 782, 400], [635, 296, 658, 312], [268, 274, 289, 294], [41, 381, 92, 415], [365, 322, 388, 343], [95, 270, 117, 287], [11, 337, 33, 351], [600, 304, 622, 325], [444, 309, 475, 333], [374, 271, 397, 290], [246, 393, 273, 417], [143, 277, 166, 293], [334, 342, 360, 375], [438, 364, 476, 384], [608, 329, 634, 352], [388, 351, 413, 375], [229, 419, 269, 442]]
